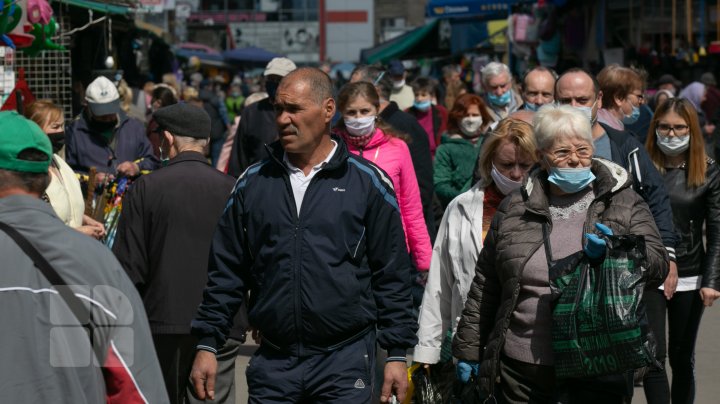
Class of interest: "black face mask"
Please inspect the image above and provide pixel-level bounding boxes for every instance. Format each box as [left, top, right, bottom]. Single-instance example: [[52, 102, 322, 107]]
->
[[265, 81, 279, 102], [47, 131, 65, 154]]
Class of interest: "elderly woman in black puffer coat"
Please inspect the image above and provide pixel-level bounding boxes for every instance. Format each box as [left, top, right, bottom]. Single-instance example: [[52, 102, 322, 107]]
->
[[452, 104, 668, 404]]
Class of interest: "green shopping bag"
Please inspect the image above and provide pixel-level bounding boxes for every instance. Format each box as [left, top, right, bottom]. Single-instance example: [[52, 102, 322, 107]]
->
[[547, 232, 657, 379]]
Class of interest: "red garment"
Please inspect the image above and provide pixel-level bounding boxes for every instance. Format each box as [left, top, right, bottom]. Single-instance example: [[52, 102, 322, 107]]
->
[[482, 183, 504, 241]]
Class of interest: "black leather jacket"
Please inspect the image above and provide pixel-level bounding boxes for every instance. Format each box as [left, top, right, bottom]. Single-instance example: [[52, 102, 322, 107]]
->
[[663, 159, 720, 289]]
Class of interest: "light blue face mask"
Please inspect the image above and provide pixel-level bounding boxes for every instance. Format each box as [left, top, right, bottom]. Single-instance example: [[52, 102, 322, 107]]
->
[[524, 102, 539, 112], [414, 100, 432, 111], [622, 105, 641, 125], [488, 90, 512, 107], [547, 165, 596, 193]]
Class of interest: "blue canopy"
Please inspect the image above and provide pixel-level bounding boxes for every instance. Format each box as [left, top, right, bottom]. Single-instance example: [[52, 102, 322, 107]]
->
[[222, 47, 283, 63]]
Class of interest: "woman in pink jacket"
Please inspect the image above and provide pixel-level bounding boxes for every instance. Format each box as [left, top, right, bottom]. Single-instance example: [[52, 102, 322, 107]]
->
[[334, 81, 432, 272]]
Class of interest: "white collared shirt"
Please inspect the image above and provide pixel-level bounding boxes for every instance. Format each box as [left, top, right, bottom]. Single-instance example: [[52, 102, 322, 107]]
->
[[283, 140, 338, 216]]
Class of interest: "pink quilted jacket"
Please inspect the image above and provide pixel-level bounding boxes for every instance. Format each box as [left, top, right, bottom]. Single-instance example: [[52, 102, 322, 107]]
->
[[340, 128, 432, 270]]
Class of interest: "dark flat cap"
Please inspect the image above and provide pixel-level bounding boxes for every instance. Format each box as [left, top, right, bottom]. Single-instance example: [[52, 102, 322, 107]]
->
[[153, 102, 211, 139]]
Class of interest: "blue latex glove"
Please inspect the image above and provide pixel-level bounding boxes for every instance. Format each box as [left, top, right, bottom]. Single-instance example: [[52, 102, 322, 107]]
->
[[456, 360, 480, 383], [584, 223, 613, 259]]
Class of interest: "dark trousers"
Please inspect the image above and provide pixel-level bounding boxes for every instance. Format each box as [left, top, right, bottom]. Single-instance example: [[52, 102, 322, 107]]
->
[[555, 372, 633, 404], [154, 334, 242, 404], [643, 289, 705, 404], [247, 331, 376, 403], [498, 354, 555, 404]]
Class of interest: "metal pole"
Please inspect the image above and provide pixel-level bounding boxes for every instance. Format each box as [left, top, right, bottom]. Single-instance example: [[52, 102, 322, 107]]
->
[[224, 0, 229, 50], [672, 0, 676, 54]]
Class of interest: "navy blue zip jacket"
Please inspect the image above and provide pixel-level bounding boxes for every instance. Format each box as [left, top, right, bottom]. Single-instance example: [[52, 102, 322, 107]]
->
[[191, 136, 418, 357]]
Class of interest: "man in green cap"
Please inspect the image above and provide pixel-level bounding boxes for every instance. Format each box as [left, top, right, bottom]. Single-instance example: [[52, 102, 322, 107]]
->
[[0, 111, 169, 403]]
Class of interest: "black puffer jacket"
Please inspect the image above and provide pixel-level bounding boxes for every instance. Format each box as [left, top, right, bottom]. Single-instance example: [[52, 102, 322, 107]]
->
[[662, 158, 720, 289], [452, 158, 668, 396]]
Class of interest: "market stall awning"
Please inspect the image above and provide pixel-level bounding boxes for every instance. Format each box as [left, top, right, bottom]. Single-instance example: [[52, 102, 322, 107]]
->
[[451, 19, 507, 53], [54, 0, 136, 15], [360, 20, 439, 64]]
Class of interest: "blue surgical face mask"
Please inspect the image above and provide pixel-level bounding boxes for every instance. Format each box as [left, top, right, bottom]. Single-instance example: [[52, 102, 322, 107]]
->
[[488, 90, 512, 107], [622, 105, 641, 125], [570, 98, 598, 125], [547, 163, 596, 193], [414, 100, 432, 112], [524, 101, 539, 112]]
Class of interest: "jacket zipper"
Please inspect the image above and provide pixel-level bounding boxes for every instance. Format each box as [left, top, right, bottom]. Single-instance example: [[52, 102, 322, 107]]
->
[[283, 169, 326, 356]]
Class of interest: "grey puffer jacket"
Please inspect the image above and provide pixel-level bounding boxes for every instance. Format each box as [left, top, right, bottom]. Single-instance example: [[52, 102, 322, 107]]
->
[[452, 158, 668, 396]]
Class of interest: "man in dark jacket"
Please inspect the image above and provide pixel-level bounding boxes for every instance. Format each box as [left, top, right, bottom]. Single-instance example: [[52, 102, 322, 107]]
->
[[190, 68, 418, 403], [112, 103, 246, 404], [227, 57, 297, 176], [66, 76, 158, 178], [556, 68, 679, 272]]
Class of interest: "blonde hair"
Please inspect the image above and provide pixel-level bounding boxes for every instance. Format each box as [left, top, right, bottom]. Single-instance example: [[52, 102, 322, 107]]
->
[[25, 99, 63, 129], [476, 118, 537, 182]]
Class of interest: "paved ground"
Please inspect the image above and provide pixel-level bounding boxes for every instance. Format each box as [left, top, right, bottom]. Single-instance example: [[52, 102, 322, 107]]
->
[[234, 306, 720, 403]]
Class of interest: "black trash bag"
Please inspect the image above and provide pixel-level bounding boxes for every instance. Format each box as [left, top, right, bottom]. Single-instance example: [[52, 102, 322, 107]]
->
[[549, 234, 658, 379], [409, 364, 445, 404]]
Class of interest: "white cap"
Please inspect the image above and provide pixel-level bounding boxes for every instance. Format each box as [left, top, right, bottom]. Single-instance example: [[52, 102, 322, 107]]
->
[[85, 76, 120, 116], [264, 57, 297, 77]]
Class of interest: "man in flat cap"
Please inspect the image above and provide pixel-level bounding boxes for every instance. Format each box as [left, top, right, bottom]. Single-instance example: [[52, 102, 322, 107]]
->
[[112, 103, 247, 404], [0, 111, 168, 402]]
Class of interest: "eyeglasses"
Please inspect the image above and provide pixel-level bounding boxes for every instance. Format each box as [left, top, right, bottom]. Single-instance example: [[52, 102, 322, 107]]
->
[[629, 92, 645, 104], [547, 145, 593, 162], [656, 123, 689, 135]]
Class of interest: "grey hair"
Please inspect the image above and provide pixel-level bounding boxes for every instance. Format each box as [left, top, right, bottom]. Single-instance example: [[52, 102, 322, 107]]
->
[[174, 135, 209, 150], [533, 104, 594, 151], [481, 62, 511, 86]]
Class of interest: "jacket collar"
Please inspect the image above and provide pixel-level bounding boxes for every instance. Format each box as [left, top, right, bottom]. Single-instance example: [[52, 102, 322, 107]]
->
[[265, 134, 349, 172], [166, 151, 210, 167], [379, 101, 401, 120], [522, 158, 630, 217]]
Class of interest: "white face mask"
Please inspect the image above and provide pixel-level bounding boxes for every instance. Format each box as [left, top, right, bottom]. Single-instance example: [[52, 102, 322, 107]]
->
[[655, 131, 690, 156], [392, 79, 405, 90], [344, 116, 376, 137], [491, 163, 523, 195], [460, 116, 483, 137]]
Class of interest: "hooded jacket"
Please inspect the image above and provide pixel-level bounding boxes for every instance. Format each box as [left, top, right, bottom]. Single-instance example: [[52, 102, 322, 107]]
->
[[341, 128, 432, 270], [452, 158, 668, 396], [191, 136, 418, 357]]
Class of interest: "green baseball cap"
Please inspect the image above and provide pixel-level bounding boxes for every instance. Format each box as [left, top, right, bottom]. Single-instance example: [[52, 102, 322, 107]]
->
[[0, 111, 52, 173]]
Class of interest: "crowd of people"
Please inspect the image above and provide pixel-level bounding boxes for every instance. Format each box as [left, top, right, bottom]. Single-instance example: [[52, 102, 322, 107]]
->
[[2, 55, 720, 404]]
